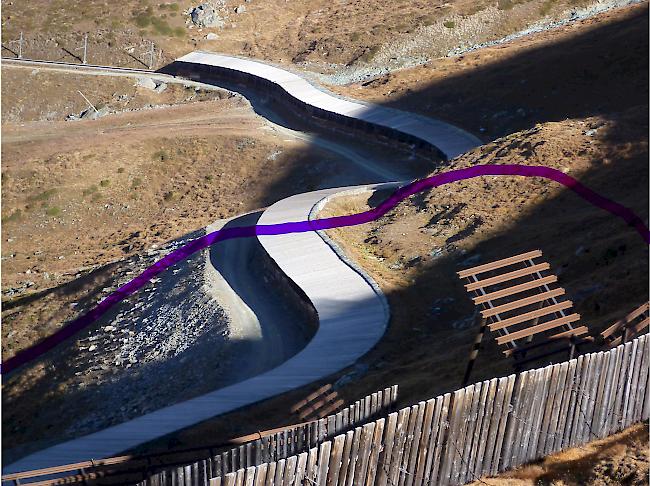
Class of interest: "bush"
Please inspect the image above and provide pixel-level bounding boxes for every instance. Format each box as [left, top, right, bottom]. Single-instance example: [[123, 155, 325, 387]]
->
[[443, 21, 455, 29], [131, 177, 143, 189], [100, 179, 110, 187], [152, 150, 170, 162], [83, 185, 98, 196], [117, 167, 125, 173], [46, 206, 62, 217], [29, 188, 57, 202], [2, 209, 22, 223]]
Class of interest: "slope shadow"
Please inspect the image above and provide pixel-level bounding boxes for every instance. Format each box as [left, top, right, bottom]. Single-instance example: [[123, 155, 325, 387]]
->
[[371, 5, 648, 141]]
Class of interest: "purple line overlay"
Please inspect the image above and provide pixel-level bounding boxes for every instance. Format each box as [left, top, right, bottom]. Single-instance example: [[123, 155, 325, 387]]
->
[[2, 164, 648, 374]]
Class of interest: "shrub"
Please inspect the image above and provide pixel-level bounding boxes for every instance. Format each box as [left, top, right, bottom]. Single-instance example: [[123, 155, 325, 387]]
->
[[100, 179, 110, 187], [83, 185, 98, 196], [2, 209, 22, 223], [117, 167, 125, 173], [443, 21, 456, 29], [131, 177, 143, 189], [29, 188, 57, 202], [46, 206, 62, 217], [152, 150, 170, 162]]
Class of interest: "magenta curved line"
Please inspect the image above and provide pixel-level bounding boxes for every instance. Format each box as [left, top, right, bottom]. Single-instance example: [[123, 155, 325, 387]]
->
[[2, 164, 648, 374]]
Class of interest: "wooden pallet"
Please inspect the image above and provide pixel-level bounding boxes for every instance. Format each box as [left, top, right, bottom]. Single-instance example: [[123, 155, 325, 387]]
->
[[601, 301, 649, 348], [458, 250, 591, 384]]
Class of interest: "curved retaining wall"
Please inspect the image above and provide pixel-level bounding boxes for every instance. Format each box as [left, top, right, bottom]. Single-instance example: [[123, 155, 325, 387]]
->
[[166, 52, 481, 160]]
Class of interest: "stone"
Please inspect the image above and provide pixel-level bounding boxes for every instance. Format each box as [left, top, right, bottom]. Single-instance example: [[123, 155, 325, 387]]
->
[[206, 32, 218, 40], [88, 344, 97, 352], [154, 82, 168, 93], [235, 5, 246, 13], [135, 77, 157, 90], [189, 3, 224, 28]]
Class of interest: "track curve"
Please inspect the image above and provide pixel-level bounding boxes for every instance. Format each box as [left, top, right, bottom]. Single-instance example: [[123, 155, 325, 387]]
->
[[4, 53, 648, 473]]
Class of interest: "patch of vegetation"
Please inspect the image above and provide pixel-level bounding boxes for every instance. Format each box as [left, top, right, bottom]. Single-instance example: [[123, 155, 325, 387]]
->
[[117, 167, 125, 174], [131, 177, 143, 189], [443, 21, 456, 29], [152, 150, 171, 162], [83, 185, 98, 196], [99, 179, 110, 187], [91, 193, 102, 202], [2, 209, 23, 223], [205, 174, 213, 182], [46, 206, 62, 217], [28, 189, 57, 202], [540, 0, 559, 16], [350, 32, 361, 42]]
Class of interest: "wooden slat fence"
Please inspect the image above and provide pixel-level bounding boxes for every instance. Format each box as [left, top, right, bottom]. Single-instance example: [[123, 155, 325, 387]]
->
[[210, 334, 648, 486], [135, 386, 398, 486]]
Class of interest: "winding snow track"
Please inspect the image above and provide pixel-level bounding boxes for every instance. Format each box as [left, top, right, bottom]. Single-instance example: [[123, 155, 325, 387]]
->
[[4, 53, 479, 473]]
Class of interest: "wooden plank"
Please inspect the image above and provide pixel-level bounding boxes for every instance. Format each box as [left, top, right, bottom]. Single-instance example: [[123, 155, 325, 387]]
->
[[263, 462, 276, 486], [641, 336, 650, 421], [489, 301, 573, 332], [500, 372, 526, 470], [352, 424, 375, 486], [622, 339, 641, 428], [495, 313, 581, 345], [554, 359, 577, 451], [344, 427, 363, 486], [210, 476, 222, 486], [459, 383, 483, 485], [253, 463, 267, 486], [244, 467, 256, 486], [538, 364, 561, 456], [316, 440, 332, 486], [375, 412, 398, 486], [326, 435, 345, 486], [412, 399, 437, 486], [611, 343, 634, 435], [481, 288, 566, 318], [428, 393, 452, 483], [273, 459, 286, 486], [222, 472, 236, 486], [473, 275, 558, 305], [458, 250, 542, 278], [583, 353, 602, 444], [566, 354, 586, 447], [602, 302, 649, 338], [472, 379, 497, 478], [366, 418, 385, 486], [439, 388, 466, 485], [515, 370, 540, 468], [334, 412, 344, 436], [387, 407, 411, 486], [524, 366, 551, 462], [336, 431, 354, 486], [403, 403, 426, 486], [633, 336, 650, 423], [465, 263, 550, 291], [391, 385, 399, 406], [293, 453, 308, 486], [291, 385, 333, 413], [497, 373, 520, 473], [305, 447, 319, 486], [547, 362, 571, 456], [605, 345, 625, 436], [282, 456, 297, 486], [371, 393, 379, 416], [571, 354, 592, 446]]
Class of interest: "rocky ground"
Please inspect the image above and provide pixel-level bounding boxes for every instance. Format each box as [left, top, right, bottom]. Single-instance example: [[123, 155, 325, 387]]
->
[[1, 0, 640, 79]]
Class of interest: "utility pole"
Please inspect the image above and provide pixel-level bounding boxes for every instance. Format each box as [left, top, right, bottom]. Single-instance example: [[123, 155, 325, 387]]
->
[[18, 31, 23, 59], [148, 41, 155, 70], [82, 34, 88, 64]]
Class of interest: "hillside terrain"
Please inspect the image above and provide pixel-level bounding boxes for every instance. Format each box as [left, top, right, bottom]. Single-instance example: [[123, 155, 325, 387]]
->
[[1, 0, 638, 78], [1, 0, 647, 479]]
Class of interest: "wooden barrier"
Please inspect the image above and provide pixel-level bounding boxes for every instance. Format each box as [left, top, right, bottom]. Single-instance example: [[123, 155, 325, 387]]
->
[[210, 334, 648, 486], [1, 387, 397, 486]]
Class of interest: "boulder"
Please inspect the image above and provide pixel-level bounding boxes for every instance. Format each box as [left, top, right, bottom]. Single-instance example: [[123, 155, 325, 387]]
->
[[235, 5, 246, 13], [206, 32, 218, 40], [190, 3, 224, 28], [135, 77, 157, 90]]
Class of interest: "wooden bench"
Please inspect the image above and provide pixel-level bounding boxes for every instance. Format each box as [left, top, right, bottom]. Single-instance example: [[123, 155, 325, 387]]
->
[[601, 302, 649, 348], [458, 250, 592, 384]]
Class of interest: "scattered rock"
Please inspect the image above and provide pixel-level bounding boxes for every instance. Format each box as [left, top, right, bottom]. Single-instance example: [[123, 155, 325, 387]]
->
[[235, 5, 246, 13], [88, 345, 97, 352], [135, 77, 157, 90], [103, 325, 116, 333], [189, 3, 224, 28], [206, 32, 218, 40], [154, 82, 168, 93]]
